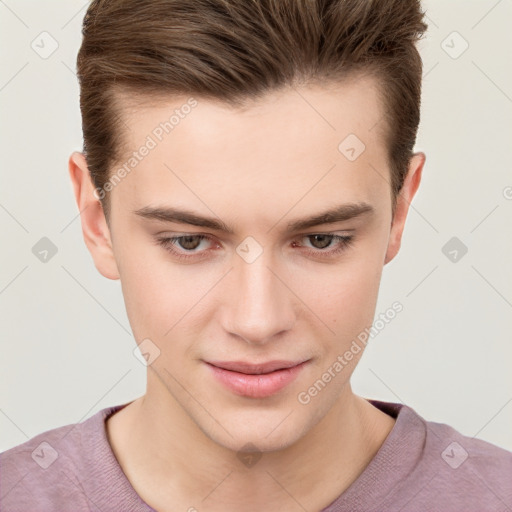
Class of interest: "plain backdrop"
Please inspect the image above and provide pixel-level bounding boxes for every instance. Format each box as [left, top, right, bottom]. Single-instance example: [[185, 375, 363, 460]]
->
[[1, 0, 511, 453]]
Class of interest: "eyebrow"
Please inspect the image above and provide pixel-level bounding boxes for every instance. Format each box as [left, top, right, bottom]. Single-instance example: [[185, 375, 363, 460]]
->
[[133, 202, 374, 234]]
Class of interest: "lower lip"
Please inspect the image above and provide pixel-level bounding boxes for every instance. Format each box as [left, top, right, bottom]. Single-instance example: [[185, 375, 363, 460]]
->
[[205, 361, 308, 399]]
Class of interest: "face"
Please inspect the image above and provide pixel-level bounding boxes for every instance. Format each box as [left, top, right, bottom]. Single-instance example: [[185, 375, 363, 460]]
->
[[70, 74, 424, 454]]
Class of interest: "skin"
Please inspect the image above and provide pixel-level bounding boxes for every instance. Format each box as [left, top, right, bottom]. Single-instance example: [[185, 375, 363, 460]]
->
[[68, 74, 425, 512]]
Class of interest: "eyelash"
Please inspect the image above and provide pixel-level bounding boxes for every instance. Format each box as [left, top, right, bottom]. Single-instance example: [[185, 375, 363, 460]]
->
[[154, 233, 354, 262]]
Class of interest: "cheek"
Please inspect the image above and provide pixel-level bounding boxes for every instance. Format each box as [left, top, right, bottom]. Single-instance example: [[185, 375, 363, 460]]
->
[[116, 243, 206, 342], [323, 269, 381, 332], [312, 238, 384, 300], [292, 241, 385, 341]]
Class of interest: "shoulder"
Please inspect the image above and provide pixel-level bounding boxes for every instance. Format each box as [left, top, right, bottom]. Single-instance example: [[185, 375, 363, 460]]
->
[[0, 407, 115, 512], [390, 403, 512, 511], [423, 411, 512, 472]]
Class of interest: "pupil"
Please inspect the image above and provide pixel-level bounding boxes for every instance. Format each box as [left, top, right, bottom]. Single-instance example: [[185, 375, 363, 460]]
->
[[181, 236, 200, 250], [311, 234, 332, 249]]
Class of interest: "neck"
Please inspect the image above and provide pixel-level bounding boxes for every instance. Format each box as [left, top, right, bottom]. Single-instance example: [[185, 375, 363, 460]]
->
[[106, 384, 395, 512]]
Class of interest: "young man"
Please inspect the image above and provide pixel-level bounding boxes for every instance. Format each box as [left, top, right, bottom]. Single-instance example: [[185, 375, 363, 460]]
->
[[1, 0, 511, 511]]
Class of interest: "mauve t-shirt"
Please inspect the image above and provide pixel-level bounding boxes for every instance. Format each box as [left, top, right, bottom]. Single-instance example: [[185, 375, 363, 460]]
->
[[1, 399, 511, 511]]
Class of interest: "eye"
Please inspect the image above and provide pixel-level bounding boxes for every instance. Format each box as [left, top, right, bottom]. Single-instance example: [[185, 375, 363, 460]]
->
[[154, 232, 354, 262], [302, 234, 340, 250], [169, 235, 206, 251], [154, 234, 216, 261], [293, 233, 354, 257]]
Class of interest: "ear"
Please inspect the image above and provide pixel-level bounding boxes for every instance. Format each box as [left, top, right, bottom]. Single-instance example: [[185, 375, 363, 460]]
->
[[384, 152, 426, 265], [68, 151, 120, 280]]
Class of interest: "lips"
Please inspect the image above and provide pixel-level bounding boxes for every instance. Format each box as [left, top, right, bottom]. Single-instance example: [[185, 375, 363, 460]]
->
[[206, 360, 306, 374], [204, 359, 310, 398]]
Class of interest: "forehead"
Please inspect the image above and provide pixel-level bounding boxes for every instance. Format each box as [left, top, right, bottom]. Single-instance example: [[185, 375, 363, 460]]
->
[[109, 74, 390, 221], [113, 72, 387, 157]]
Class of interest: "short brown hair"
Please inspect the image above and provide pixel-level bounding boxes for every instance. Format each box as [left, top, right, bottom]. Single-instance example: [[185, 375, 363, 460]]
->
[[76, 0, 428, 223]]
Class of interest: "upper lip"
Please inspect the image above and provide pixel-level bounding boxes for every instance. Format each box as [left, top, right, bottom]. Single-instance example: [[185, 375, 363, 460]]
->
[[206, 360, 308, 374]]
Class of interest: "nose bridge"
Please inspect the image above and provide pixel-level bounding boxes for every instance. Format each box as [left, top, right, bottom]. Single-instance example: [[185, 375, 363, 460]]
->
[[223, 251, 295, 345]]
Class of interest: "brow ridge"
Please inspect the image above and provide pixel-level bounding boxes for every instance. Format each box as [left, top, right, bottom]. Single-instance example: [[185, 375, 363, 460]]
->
[[133, 202, 374, 234]]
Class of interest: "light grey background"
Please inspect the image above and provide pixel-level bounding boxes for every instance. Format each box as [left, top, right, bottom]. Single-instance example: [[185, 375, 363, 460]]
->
[[1, 0, 511, 453]]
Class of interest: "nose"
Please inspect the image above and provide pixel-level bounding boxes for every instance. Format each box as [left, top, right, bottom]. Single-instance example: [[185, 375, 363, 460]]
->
[[221, 251, 296, 346]]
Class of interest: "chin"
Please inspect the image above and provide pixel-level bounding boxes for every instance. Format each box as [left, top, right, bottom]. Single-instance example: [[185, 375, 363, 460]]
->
[[200, 412, 308, 455], [222, 431, 301, 455]]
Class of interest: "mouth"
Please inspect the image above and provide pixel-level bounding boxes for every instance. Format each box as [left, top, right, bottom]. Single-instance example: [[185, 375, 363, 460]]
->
[[204, 359, 310, 398], [206, 359, 307, 374]]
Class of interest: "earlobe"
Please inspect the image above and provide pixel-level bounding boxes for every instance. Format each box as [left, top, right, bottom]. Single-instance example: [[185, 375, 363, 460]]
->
[[384, 152, 426, 265], [68, 151, 120, 280]]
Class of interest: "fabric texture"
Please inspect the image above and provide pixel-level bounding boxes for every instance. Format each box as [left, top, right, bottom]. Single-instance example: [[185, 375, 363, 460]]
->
[[1, 399, 511, 511]]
